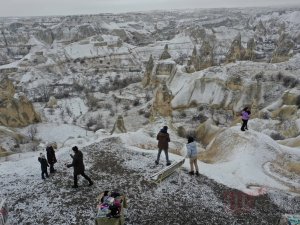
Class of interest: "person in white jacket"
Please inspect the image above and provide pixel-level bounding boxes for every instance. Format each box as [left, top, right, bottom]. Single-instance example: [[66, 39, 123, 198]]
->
[[186, 136, 199, 176]]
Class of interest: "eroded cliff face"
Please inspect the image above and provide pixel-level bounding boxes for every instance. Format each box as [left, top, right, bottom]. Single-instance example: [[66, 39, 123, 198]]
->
[[152, 82, 173, 117], [0, 78, 40, 127], [271, 33, 295, 63], [153, 53, 300, 140]]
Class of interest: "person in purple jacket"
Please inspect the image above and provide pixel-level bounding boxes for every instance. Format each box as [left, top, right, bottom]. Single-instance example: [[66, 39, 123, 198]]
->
[[241, 107, 251, 131]]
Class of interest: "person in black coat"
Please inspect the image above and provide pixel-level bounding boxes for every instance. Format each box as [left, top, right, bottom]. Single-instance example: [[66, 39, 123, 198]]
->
[[66, 146, 93, 188], [38, 153, 49, 180], [46, 145, 57, 173]]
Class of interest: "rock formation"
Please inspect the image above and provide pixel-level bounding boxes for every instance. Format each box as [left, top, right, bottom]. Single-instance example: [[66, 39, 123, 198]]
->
[[142, 55, 154, 87], [196, 119, 222, 146], [254, 20, 267, 36], [159, 44, 171, 60], [271, 33, 294, 63], [186, 46, 198, 73], [0, 78, 40, 127], [46, 96, 58, 108], [244, 38, 256, 61], [152, 81, 173, 116], [226, 33, 246, 63], [110, 115, 127, 134], [199, 40, 214, 70]]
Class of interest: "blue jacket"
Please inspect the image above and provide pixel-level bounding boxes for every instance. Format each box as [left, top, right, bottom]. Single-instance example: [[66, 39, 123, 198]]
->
[[186, 142, 198, 158]]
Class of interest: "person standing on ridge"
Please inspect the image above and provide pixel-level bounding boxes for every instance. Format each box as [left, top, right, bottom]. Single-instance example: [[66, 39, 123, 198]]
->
[[46, 145, 57, 173], [38, 153, 49, 180], [66, 146, 93, 188], [186, 136, 199, 176], [155, 126, 171, 166], [241, 107, 251, 131]]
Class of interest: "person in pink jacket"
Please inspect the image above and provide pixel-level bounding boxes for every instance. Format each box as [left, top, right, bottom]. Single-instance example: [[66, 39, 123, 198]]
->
[[241, 107, 251, 131]]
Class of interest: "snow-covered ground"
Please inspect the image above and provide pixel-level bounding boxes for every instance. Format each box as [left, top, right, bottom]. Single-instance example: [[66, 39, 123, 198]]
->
[[1, 7, 300, 224], [1, 123, 300, 224]]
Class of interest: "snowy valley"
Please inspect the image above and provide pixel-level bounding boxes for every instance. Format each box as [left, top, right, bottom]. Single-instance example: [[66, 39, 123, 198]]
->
[[0, 7, 300, 225]]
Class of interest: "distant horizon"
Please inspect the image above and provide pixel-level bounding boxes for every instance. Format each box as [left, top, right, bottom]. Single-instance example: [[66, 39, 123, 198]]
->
[[0, 0, 300, 18]]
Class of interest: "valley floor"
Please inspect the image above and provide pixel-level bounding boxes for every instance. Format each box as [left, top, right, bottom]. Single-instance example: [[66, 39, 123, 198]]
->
[[0, 137, 299, 225]]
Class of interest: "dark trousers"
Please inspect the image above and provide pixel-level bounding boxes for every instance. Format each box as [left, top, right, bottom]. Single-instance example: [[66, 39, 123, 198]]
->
[[74, 172, 92, 186], [41, 170, 49, 179], [49, 163, 55, 173], [241, 119, 248, 131], [156, 148, 170, 163]]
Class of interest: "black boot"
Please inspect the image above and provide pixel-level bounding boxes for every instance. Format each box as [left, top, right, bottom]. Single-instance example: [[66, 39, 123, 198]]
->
[[189, 171, 194, 175], [195, 171, 199, 176]]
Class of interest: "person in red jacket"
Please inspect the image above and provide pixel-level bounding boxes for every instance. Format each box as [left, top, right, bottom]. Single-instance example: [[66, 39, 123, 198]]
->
[[155, 126, 171, 166]]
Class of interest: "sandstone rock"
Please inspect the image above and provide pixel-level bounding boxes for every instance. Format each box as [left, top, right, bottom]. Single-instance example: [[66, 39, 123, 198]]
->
[[111, 29, 128, 42], [110, 115, 127, 134], [244, 38, 256, 61], [148, 59, 176, 88], [46, 96, 58, 108], [282, 89, 300, 105], [154, 60, 176, 76], [159, 44, 171, 60], [278, 135, 300, 148], [226, 33, 246, 63], [196, 119, 222, 146], [30, 51, 47, 64], [0, 78, 41, 127], [0, 77, 15, 101], [187, 46, 200, 72], [152, 81, 173, 116], [199, 40, 214, 70], [142, 55, 154, 87], [254, 20, 267, 36], [35, 29, 54, 44], [271, 33, 294, 63], [271, 105, 297, 120]]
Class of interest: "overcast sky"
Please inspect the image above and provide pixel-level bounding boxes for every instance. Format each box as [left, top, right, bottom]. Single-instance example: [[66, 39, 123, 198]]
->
[[0, 0, 299, 17]]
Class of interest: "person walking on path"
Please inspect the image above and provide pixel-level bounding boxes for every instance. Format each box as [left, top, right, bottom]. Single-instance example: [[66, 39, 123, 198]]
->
[[186, 136, 199, 176], [155, 126, 171, 166], [66, 146, 93, 188], [38, 153, 49, 180], [46, 145, 57, 173], [241, 107, 251, 131]]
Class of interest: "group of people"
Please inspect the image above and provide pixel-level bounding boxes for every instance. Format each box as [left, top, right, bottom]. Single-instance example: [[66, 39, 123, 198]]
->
[[156, 106, 251, 175], [156, 126, 199, 176], [38, 145, 93, 188], [39, 107, 250, 184], [38, 145, 57, 179]]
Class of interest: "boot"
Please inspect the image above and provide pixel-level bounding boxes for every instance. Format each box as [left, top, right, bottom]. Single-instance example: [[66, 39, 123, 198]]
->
[[88, 181, 94, 186], [155, 160, 159, 165], [166, 161, 171, 166], [189, 171, 194, 175], [72, 185, 79, 188], [195, 171, 199, 176]]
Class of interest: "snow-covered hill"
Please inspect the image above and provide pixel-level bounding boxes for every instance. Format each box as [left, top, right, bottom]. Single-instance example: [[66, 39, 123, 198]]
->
[[1, 6, 300, 225]]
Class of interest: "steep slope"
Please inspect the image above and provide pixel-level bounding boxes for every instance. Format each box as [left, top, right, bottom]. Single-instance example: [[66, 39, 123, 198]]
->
[[199, 126, 300, 195]]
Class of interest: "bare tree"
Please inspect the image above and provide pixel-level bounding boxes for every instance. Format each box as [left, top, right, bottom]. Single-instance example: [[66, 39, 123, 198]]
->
[[28, 125, 38, 141], [40, 85, 50, 102]]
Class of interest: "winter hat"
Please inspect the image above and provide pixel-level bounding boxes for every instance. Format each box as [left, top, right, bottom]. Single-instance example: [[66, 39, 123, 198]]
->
[[187, 136, 194, 143], [163, 126, 168, 131], [72, 146, 78, 151]]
